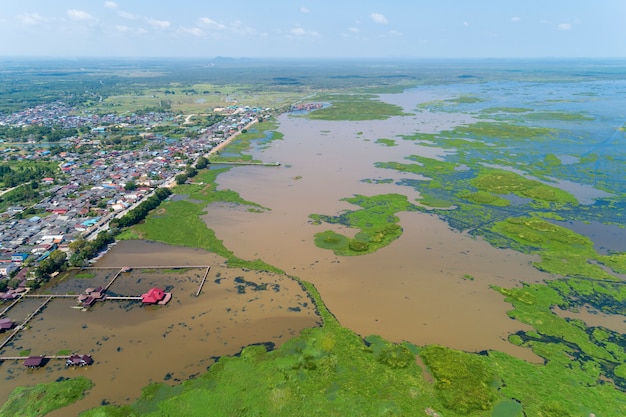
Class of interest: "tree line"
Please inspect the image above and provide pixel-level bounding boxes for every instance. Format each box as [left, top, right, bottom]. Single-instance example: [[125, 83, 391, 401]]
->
[[110, 187, 172, 229], [1, 163, 58, 188], [0, 125, 78, 142]]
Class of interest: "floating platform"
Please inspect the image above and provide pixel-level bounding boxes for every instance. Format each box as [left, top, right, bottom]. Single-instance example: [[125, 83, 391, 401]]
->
[[157, 293, 172, 305]]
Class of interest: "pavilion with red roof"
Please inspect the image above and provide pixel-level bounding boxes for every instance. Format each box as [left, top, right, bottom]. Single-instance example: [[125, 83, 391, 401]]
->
[[141, 287, 172, 305]]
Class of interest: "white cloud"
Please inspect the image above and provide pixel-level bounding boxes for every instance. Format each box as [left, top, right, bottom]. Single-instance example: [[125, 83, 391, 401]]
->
[[389, 30, 402, 37], [115, 25, 146, 34], [511, 17, 521, 22], [348, 27, 359, 33], [370, 13, 388, 24], [67, 9, 93, 20], [104, 1, 118, 9], [557, 23, 572, 30], [200, 17, 227, 30], [146, 18, 170, 28], [180, 27, 204, 37], [463, 21, 470, 27], [17, 13, 47, 25], [230, 20, 258, 35], [290, 27, 319, 37], [198, 17, 260, 37], [300, 7, 310, 13], [118, 11, 135, 19]]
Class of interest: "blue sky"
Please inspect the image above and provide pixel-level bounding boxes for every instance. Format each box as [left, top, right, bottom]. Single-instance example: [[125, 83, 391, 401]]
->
[[1, 1, 624, 58]]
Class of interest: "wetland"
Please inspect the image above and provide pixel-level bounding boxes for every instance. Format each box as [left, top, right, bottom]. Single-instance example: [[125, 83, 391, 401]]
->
[[2, 60, 626, 416]]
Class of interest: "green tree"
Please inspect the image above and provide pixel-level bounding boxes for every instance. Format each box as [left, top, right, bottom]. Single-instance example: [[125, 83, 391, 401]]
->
[[48, 250, 67, 270], [175, 173, 188, 185], [185, 166, 198, 178], [69, 252, 87, 267], [195, 156, 209, 170], [124, 180, 137, 191]]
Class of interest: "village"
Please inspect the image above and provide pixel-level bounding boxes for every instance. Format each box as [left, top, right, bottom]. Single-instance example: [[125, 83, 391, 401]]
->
[[0, 101, 271, 290]]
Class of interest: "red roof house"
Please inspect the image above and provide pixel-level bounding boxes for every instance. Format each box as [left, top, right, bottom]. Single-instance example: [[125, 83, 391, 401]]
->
[[141, 287, 165, 304]]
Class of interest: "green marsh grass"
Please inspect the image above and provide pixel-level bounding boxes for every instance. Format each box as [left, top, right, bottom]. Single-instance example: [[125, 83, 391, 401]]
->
[[210, 120, 283, 163], [311, 194, 415, 256], [74, 272, 96, 279], [0, 377, 93, 417], [471, 170, 577, 207], [375, 138, 397, 146], [305, 93, 409, 121], [492, 216, 622, 281]]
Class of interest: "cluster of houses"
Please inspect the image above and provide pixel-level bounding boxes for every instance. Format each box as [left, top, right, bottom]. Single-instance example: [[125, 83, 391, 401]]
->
[[0, 101, 169, 131], [20, 354, 94, 368], [0, 101, 269, 290], [65, 354, 94, 367]]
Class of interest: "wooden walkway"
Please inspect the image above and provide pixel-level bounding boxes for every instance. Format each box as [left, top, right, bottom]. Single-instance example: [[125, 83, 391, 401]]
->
[[105, 296, 142, 301], [23, 294, 77, 298], [0, 292, 26, 317], [76, 265, 210, 270], [0, 355, 72, 361], [195, 266, 211, 297], [103, 268, 124, 292], [0, 296, 52, 351]]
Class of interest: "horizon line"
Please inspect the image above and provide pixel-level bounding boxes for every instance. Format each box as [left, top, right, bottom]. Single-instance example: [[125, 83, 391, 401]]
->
[[1, 55, 626, 61]]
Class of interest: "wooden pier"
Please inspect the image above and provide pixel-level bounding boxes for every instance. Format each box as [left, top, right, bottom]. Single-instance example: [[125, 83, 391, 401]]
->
[[76, 265, 210, 270], [0, 264, 210, 343], [23, 294, 77, 298], [104, 296, 142, 301], [195, 266, 211, 297], [0, 355, 72, 361]]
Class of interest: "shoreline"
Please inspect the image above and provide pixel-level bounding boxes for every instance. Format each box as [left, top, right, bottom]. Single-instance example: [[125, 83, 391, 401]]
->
[[207, 118, 259, 157]]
